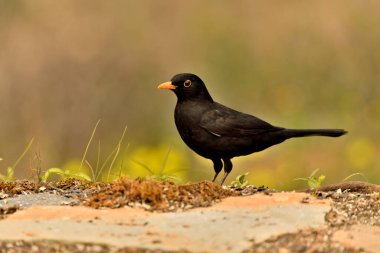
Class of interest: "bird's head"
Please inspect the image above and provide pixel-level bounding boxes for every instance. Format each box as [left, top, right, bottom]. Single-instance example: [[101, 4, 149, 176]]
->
[[158, 73, 213, 102]]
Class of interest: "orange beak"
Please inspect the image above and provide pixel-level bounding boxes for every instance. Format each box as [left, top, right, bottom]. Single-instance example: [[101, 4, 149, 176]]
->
[[158, 81, 176, 90]]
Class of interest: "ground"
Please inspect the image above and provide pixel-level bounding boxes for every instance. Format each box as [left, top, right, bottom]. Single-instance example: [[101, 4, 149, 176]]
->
[[0, 178, 379, 253]]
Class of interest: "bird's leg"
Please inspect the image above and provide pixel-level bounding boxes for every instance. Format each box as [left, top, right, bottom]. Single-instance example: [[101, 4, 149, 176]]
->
[[220, 158, 233, 186], [211, 159, 223, 183]]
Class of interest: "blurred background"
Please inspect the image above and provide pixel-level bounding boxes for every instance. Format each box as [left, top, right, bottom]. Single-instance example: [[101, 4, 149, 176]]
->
[[0, 1, 379, 189]]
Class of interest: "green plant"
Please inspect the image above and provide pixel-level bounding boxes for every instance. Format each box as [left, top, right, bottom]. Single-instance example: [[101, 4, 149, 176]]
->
[[31, 121, 129, 183], [41, 168, 91, 182], [129, 147, 183, 182], [78, 119, 101, 179], [0, 167, 14, 181], [78, 120, 129, 182], [0, 138, 34, 181], [230, 173, 249, 188], [33, 151, 43, 184], [294, 169, 325, 190], [342, 172, 368, 182]]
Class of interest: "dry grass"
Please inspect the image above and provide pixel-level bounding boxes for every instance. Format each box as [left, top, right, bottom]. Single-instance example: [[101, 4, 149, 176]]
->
[[84, 177, 236, 211], [0, 177, 237, 212], [0, 180, 36, 194]]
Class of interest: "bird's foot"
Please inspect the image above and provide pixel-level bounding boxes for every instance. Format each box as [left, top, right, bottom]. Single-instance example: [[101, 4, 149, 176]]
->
[[220, 172, 229, 186], [211, 173, 220, 183]]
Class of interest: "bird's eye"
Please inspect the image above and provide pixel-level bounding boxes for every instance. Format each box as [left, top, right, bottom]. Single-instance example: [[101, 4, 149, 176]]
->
[[184, 80, 192, 87]]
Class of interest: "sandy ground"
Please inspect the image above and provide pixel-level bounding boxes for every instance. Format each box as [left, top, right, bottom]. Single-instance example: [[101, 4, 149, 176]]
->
[[0, 193, 329, 253], [0, 180, 379, 252]]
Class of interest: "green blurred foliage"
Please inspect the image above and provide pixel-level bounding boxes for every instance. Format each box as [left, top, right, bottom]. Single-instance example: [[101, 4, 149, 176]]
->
[[346, 137, 376, 169], [0, 1, 379, 189], [295, 169, 326, 190], [41, 167, 92, 182], [61, 144, 189, 182], [61, 159, 93, 181], [124, 144, 189, 182]]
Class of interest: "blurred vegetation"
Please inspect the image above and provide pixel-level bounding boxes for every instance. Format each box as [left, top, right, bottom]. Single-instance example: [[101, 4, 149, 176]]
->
[[0, 1, 379, 189], [295, 169, 326, 191]]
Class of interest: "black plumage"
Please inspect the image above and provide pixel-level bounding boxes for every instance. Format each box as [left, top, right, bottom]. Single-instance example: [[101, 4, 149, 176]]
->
[[158, 73, 347, 185]]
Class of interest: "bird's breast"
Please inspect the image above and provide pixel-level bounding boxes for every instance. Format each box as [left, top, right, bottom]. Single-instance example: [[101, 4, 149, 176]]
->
[[174, 106, 201, 138], [174, 102, 213, 148], [174, 105, 242, 160]]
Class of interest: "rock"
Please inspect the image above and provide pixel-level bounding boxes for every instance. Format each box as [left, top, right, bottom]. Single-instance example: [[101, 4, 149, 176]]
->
[[0, 193, 330, 253], [332, 225, 380, 253]]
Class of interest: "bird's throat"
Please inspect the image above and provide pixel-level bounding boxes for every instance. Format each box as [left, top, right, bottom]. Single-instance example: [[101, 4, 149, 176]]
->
[[175, 89, 213, 103]]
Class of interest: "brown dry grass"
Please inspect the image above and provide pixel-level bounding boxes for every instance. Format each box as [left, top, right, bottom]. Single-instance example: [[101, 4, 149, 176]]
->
[[0, 180, 36, 194], [84, 177, 236, 211]]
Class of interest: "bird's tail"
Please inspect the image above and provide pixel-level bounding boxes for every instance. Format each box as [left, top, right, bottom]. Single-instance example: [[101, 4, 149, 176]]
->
[[282, 128, 347, 138]]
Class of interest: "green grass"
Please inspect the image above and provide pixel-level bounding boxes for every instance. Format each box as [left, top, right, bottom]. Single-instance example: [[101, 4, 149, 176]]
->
[[342, 173, 368, 182], [129, 147, 183, 182], [294, 169, 369, 191], [230, 173, 250, 188], [294, 169, 326, 190], [40, 168, 91, 182], [0, 121, 132, 183], [2, 121, 184, 184], [0, 138, 34, 181], [80, 120, 129, 182]]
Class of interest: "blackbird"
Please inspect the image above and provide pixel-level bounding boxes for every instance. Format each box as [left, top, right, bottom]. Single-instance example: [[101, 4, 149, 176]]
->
[[158, 73, 347, 185]]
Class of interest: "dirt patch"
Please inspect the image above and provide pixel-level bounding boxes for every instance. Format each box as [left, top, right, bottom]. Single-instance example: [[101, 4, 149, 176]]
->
[[0, 193, 331, 253], [0, 205, 19, 220], [0, 240, 112, 253], [309, 181, 380, 194], [0, 179, 106, 219], [0, 240, 187, 253], [0, 180, 36, 195], [244, 189, 380, 253], [232, 185, 274, 196], [245, 228, 365, 253], [0, 178, 106, 198], [83, 178, 237, 211], [332, 225, 380, 252], [2, 179, 380, 252], [325, 191, 380, 227], [1, 178, 273, 214]]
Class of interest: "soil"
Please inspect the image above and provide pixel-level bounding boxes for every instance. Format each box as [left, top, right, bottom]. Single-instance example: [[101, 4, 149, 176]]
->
[[83, 178, 273, 211], [1, 179, 380, 252], [0, 240, 187, 253], [246, 189, 380, 253], [0, 178, 272, 213], [83, 178, 237, 211], [0, 240, 113, 253]]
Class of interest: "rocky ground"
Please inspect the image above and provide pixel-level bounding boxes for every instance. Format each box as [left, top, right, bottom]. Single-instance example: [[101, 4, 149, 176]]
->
[[0, 178, 379, 253]]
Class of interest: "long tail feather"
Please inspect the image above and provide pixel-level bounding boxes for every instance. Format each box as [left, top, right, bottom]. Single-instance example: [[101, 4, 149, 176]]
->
[[283, 129, 347, 138]]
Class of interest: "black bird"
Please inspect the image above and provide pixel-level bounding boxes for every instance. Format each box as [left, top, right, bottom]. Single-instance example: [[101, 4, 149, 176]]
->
[[158, 73, 347, 185]]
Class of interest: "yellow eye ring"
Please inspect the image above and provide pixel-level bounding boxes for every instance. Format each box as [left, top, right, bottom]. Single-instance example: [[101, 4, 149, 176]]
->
[[184, 80, 192, 87]]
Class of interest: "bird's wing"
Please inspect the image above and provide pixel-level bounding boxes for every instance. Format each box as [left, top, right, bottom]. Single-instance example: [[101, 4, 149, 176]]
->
[[199, 104, 283, 137]]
